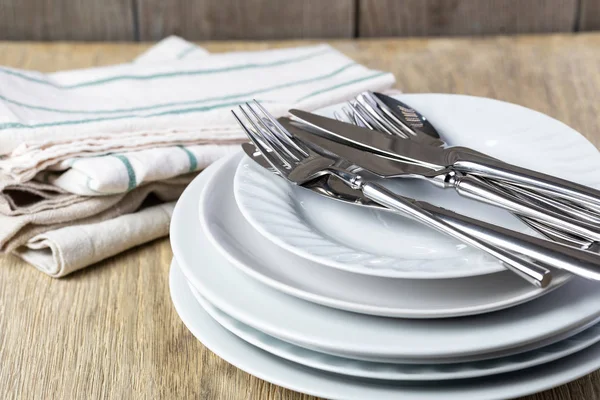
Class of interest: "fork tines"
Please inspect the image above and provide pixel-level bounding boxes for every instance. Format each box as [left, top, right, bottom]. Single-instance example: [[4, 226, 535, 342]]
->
[[232, 100, 307, 174]]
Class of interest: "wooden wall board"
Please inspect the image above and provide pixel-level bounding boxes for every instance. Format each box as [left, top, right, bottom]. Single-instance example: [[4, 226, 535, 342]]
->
[[358, 0, 579, 37], [0, 0, 136, 41], [136, 0, 356, 40]]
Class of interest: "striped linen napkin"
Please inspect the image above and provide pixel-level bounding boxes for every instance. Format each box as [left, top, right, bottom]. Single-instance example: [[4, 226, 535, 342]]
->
[[0, 36, 396, 277], [0, 40, 395, 185]]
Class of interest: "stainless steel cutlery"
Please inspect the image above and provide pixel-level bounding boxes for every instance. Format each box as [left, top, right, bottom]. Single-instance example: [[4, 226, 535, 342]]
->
[[231, 96, 600, 286], [349, 92, 600, 245], [289, 96, 600, 215], [242, 134, 600, 282], [356, 93, 600, 227], [284, 117, 600, 244], [232, 102, 552, 287], [301, 92, 600, 246]]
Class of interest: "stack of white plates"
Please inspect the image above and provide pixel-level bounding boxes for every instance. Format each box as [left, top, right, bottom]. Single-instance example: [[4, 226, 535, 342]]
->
[[170, 94, 600, 399]]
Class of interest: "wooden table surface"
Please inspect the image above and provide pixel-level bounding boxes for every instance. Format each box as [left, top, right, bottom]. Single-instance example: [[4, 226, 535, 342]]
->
[[2, 34, 600, 400]]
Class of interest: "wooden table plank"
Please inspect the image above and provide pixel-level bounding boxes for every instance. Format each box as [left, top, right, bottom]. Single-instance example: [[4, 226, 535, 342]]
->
[[0, 0, 135, 41], [2, 34, 600, 399], [136, 0, 355, 41], [358, 0, 579, 37]]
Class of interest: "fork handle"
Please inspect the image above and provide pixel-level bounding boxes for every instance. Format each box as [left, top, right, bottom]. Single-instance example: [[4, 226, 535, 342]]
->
[[359, 181, 551, 287]]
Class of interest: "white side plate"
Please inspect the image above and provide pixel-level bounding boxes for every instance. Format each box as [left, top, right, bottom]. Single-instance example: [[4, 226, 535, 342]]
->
[[200, 152, 569, 318]]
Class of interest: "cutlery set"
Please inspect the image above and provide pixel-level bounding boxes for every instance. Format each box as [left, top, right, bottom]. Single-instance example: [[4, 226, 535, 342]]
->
[[170, 92, 600, 399], [233, 93, 600, 286]]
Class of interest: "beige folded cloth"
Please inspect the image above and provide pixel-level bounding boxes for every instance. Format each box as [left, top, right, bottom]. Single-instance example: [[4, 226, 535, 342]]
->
[[14, 201, 175, 278], [0, 174, 195, 252], [0, 178, 85, 216]]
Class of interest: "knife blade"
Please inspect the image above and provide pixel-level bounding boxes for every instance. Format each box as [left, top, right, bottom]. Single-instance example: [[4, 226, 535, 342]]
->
[[288, 109, 455, 170], [289, 108, 600, 213], [279, 118, 444, 179]]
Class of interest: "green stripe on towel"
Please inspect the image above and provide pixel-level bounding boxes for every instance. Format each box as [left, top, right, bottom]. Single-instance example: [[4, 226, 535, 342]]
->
[[178, 145, 198, 172], [0, 48, 331, 90], [0, 63, 357, 116], [0, 99, 259, 130], [113, 155, 137, 191], [0, 69, 387, 132]]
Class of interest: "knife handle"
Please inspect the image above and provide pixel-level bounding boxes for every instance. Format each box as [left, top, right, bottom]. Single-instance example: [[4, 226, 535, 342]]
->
[[358, 181, 551, 287], [452, 174, 600, 242], [453, 157, 600, 214]]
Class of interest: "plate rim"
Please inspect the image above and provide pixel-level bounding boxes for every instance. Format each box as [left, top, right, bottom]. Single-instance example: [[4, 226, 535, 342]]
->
[[170, 259, 600, 400], [189, 277, 600, 381]]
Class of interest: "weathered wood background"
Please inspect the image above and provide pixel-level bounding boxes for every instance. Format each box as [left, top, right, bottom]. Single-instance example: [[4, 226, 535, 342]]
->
[[0, 0, 597, 41]]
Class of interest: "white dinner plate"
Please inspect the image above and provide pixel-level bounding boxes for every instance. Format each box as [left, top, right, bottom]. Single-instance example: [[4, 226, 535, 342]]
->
[[234, 94, 600, 278], [170, 262, 600, 399], [189, 279, 600, 381], [200, 152, 569, 318], [172, 154, 600, 363]]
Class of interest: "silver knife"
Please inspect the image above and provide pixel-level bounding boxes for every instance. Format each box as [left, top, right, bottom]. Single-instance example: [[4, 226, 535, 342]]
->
[[289, 109, 600, 213], [280, 118, 600, 243]]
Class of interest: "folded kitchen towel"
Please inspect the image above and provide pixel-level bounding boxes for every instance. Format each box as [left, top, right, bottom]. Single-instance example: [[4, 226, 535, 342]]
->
[[0, 36, 216, 207], [0, 41, 395, 184], [13, 201, 176, 278], [0, 174, 195, 252], [0, 37, 396, 277]]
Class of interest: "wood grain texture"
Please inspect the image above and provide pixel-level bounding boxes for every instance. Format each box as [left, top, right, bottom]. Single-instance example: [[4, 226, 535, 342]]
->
[[359, 0, 579, 37], [579, 0, 600, 30], [0, 0, 135, 41], [3, 34, 600, 399], [137, 0, 355, 40]]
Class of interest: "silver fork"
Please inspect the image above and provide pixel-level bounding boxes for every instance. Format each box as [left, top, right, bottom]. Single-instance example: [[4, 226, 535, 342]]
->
[[232, 100, 552, 287]]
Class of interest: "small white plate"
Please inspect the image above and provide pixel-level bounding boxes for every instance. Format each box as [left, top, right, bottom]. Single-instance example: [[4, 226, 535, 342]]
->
[[172, 154, 600, 363], [200, 152, 569, 318], [234, 94, 600, 278], [190, 282, 600, 381], [170, 262, 600, 399]]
